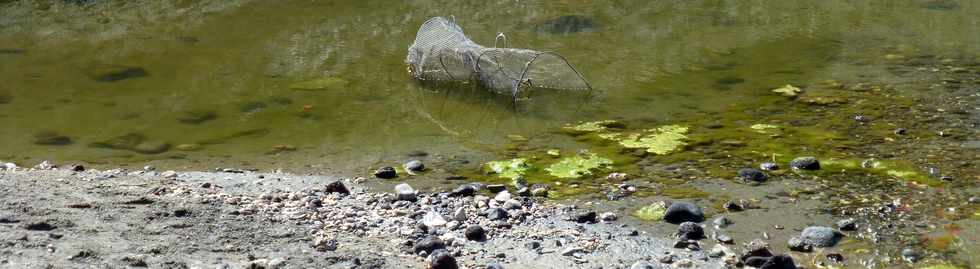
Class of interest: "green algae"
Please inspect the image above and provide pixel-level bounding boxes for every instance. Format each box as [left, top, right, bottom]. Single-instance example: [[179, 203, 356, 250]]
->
[[545, 153, 613, 178], [564, 120, 622, 133], [616, 125, 690, 155], [772, 84, 802, 97], [633, 201, 667, 221], [485, 158, 531, 179], [749, 123, 781, 134]]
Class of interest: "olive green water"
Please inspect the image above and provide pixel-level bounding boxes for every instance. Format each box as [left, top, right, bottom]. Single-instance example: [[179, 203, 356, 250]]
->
[[0, 0, 978, 268]]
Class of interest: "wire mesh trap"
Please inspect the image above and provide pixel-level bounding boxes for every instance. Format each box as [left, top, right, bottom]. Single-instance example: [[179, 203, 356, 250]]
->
[[406, 16, 593, 102]]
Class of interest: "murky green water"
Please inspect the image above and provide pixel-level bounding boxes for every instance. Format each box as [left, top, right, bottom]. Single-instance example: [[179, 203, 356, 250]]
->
[[1, 1, 979, 267]]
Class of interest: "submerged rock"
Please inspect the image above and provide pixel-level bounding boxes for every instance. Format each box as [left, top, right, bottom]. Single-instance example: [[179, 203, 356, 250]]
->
[[413, 236, 445, 255], [177, 110, 218, 124], [374, 167, 397, 179], [33, 131, 72, 146], [677, 222, 704, 240], [86, 64, 148, 82], [790, 157, 820, 170], [664, 201, 704, 224], [404, 160, 425, 172], [800, 226, 842, 247], [737, 168, 768, 182], [760, 254, 797, 269], [536, 15, 595, 34], [289, 77, 350, 91], [920, 0, 959, 10], [132, 141, 170, 154]]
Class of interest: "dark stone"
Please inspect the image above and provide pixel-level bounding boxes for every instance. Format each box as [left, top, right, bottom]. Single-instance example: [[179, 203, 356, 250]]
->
[[87, 64, 148, 82], [450, 184, 476, 197], [677, 222, 704, 240], [853, 115, 869, 122], [744, 256, 770, 267], [374, 167, 397, 179], [630, 261, 657, 269], [486, 208, 508, 221], [826, 253, 844, 263], [760, 254, 797, 269], [33, 131, 72, 146], [536, 15, 595, 34], [173, 209, 191, 217], [741, 239, 773, 261], [428, 249, 457, 269], [723, 201, 744, 212], [486, 184, 507, 193], [324, 181, 350, 195], [525, 241, 541, 250], [68, 164, 85, 172], [412, 236, 445, 256], [836, 218, 856, 231], [464, 225, 485, 241], [0, 216, 19, 223], [407, 150, 429, 157], [737, 168, 768, 182], [801, 226, 842, 247], [177, 110, 218, 124], [894, 128, 908, 135], [716, 234, 734, 244], [664, 201, 704, 224], [573, 211, 597, 224], [24, 221, 56, 231], [789, 157, 820, 170], [901, 248, 921, 262]]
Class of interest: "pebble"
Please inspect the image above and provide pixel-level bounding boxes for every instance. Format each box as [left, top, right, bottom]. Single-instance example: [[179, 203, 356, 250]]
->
[[34, 160, 54, 170], [1, 162, 17, 170], [464, 225, 486, 241], [422, 210, 448, 228], [450, 184, 477, 197], [486, 184, 506, 193], [404, 160, 425, 172], [161, 170, 178, 179], [664, 201, 704, 224], [677, 222, 704, 240], [790, 157, 820, 170], [759, 162, 779, 171], [715, 234, 733, 244], [737, 168, 768, 182], [560, 247, 585, 256], [428, 249, 458, 269], [374, 167, 397, 179], [486, 208, 508, 221], [600, 212, 618, 221], [503, 199, 522, 210], [800, 226, 842, 247], [901, 248, 921, 262], [894, 128, 908, 135], [324, 181, 349, 195], [494, 191, 512, 202], [708, 244, 728, 258], [486, 262, 505, 269], [452, 208, 467, 221], [394, 183, 417, 202], [836, 218, 856, 231]]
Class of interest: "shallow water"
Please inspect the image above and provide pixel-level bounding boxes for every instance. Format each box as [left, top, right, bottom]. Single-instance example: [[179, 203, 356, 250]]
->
[[0, 0, 978, 267]]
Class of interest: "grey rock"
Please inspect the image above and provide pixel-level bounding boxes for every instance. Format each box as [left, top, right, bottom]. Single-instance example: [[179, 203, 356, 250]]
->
[[600, 212, 618, 221], [787, 237, 812, 252], [573, 211, 597, 224], [790, 157, 820, 170], [404, 160, 425, 172], [741, 239, 773, 260], [715, 234, 734, 244], [800, 226, 842, 247], [486, 262, 505, 269], [494, 191, 512, 202], [450, 184, 476, 197], [677, 222, 704, 240], [503, 199, 522, 210], [738, 168, 768, 182], [713, 216, 732, 228], [664, 201, 704, 224], [486, 208, 508, 221], [836, 218, 856, 231], [901, 248, 921, 262], [452, 208, 467, 221], [395, 183, 417, 202]]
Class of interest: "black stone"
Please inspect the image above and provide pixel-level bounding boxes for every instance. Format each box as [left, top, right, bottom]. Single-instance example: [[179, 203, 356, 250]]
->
[[33, 131, 72, 146], [664, 201, 704, 224], [24, 221, 56, 231], [412, 236, 445, 256], [836, 218, 856, 231], [737, 168, 768, 182], [790, 157, 820, 170], [760, 254, 797, 269], [486, 184, 507, 193], [68, 164, 85, 172], [573, 211, 597, 224], [464, 225, 486, 241], [428, 249, 458, 269], [826, 253, 844, 263], [324, 181, 350, 195], [88, 65, 148, 82], [450, 184, 476, 197], [744, 256, 770, 267], [374, 167, 397, 179]]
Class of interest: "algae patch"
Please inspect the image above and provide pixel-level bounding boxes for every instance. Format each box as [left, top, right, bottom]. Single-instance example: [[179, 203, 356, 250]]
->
[[484, 158, 531, 179], [633, 201, 667, 221], [564, 120, 622, 133], [750, 124, 781, 134], [772, 84, 802, 97], [616, 125, 690, 155], [545, 153, 613, 178]]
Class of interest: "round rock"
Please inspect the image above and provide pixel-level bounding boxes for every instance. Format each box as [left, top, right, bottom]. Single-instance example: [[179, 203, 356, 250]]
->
[[677, 222, 704, 240], [464, 225, 486, 241], [404, 160, 425, 172], [789, 157, 820, 170], [664, 201, 704, 224], [800, 226, 842, 247], [428, 249, 458, 269], [737, 168, 768, 182], [374, 166, 397, 179]]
